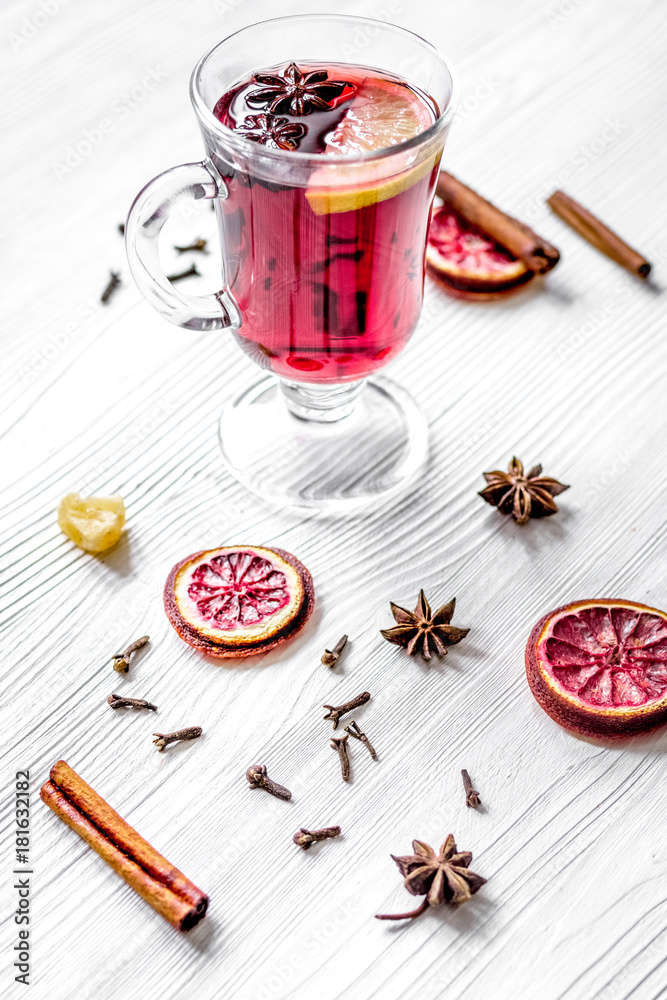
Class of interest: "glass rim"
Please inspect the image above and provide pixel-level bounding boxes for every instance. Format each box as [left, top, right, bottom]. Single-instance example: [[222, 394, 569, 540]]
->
[[190, 13, 459, 165]]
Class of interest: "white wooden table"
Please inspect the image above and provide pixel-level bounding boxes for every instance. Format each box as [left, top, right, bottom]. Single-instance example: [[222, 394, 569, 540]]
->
[[2, 0, 667, 997]]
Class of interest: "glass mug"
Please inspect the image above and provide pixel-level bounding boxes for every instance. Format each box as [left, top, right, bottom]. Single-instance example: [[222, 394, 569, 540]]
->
[[126, 15, 457, 512]]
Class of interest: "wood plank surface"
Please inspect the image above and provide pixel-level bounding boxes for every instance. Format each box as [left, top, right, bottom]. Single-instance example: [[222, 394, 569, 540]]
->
[[1, 0, 666, 998]]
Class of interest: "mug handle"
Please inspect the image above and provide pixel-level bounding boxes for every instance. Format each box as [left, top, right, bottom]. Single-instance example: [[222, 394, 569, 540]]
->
[[125, 158, 240, 331]]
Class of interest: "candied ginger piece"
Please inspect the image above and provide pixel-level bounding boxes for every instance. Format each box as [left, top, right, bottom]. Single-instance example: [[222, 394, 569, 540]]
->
[[58, 493, 126, 553]]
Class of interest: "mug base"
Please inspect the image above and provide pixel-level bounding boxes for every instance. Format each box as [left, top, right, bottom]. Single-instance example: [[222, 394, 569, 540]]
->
[[218, 374, 428, 514]]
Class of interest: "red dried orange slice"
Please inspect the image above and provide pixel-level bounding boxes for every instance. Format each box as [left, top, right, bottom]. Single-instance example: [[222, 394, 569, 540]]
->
[[426, 206, 533, 299], [526, 599, 667, 738], [164, 545, 314, 658]]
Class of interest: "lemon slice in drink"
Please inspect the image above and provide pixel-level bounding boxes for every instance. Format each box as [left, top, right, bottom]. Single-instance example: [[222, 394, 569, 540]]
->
[[306, 77, 437, 215], [325, 77, 435, 154]]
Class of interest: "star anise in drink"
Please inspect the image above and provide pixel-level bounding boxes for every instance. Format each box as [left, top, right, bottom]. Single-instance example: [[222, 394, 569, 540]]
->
[[479, 456, 569, 525], [234, 114, 306, 151], [247, 62, 349, 115], [380, 590, 470, 662], [376, 835, 486, 920]]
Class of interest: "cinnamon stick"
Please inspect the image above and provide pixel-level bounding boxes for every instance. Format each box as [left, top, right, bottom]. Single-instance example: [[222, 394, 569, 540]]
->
[[547, 189, 651, 278], [435, 171, 560, 274], [41, 760, 208, 930]]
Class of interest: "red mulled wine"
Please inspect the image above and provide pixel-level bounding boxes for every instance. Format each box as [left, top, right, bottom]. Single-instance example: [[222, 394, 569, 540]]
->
[[213, 62, 440, 383]]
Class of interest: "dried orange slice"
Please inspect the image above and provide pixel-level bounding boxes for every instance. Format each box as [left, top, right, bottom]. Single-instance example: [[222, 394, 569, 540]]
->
[[426, 206, 533, 298], [526, 599, 667, 738], [164, 545, 313, 658]]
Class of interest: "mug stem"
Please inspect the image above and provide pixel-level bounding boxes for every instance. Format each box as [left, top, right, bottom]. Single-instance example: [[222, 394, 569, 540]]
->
[[279, 379, 366, 423]]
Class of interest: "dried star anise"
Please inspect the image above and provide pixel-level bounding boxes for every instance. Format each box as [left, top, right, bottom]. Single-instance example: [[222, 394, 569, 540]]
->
[[479, 456, 569, 525], [376, 835, 486, 920], [247, 62, 349, 116], [235, 113, 306, 150], [380, 590, 469, 662]]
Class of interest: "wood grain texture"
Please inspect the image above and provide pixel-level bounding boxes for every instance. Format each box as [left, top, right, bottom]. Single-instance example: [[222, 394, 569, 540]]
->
[[1, 0, 667, 998]]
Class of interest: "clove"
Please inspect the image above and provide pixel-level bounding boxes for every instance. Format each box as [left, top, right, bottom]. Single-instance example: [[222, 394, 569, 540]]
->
[[100, 271, 122, 305], [152, 727, 202, 751], [345, 720, 377, 760], [323, 691, 370, 729], [111, 635, 149, 674], [108, 693, 157, 711], [167, 263, 199, 282], [293, 826, 341, 850], [461, 769, 481, 808], [321, 634, 348, 668], [246, 764, 292, 801], [330, 734, 350, 782], [174, 238, 208, 253]]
